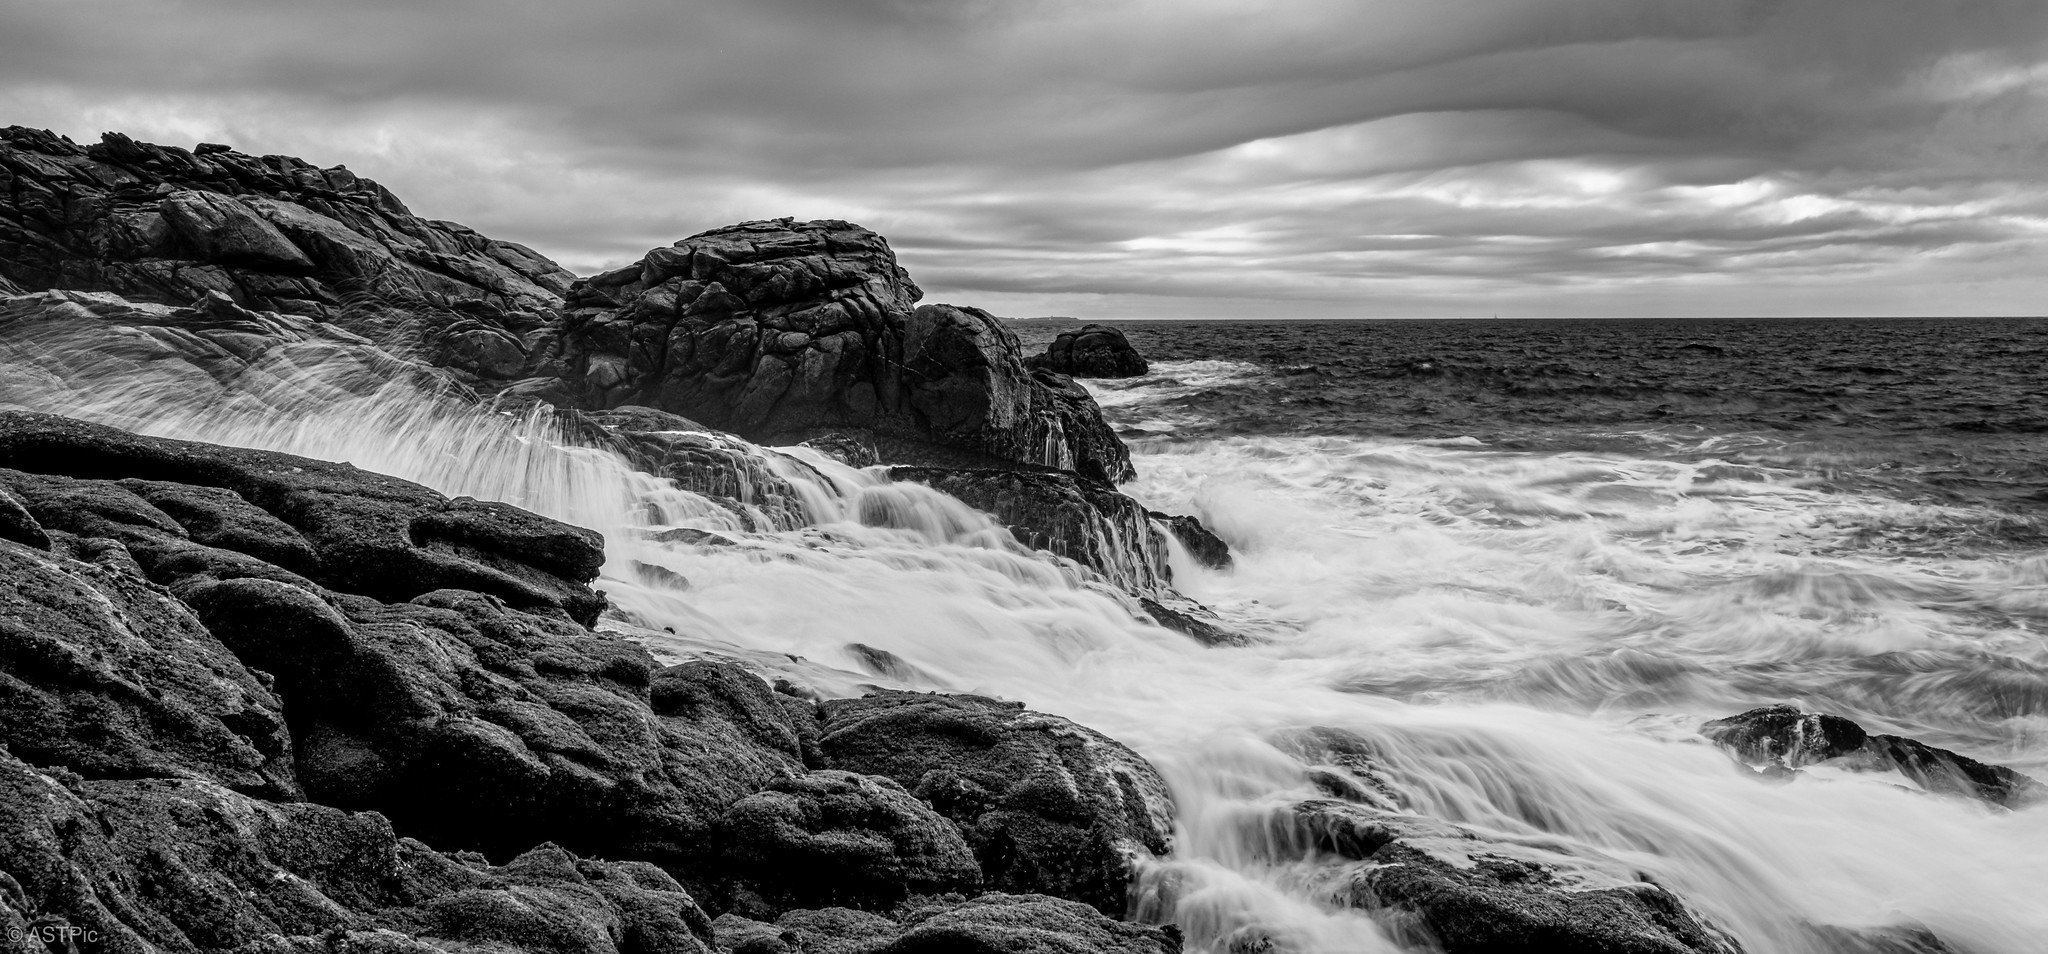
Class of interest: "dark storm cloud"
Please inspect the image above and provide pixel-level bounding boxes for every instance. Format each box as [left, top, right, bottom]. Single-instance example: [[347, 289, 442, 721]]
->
[[3, 0, 2045, 316]]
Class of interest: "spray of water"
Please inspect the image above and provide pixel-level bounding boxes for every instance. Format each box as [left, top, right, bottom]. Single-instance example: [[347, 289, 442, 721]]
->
[[4, 326, 2043, 953]]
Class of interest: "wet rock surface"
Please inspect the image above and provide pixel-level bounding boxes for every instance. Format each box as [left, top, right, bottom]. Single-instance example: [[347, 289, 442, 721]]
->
[[1274, 798, 1742, 954], [1026, 324, 1149, 379], [1702, 704, 2044, 806], [0, 127, 571, 382], [888, 466, 1170, 593], [545, 219, 1132, 484], [715, 770, 981, 914], [818, 690, 1174, 915]]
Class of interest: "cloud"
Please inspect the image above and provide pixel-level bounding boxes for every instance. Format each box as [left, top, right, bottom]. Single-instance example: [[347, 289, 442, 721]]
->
[[2, 0, 2045, 316]]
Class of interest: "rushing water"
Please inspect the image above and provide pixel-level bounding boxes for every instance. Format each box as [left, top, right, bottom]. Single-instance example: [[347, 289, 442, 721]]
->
[[7, 313, 2047, 952]]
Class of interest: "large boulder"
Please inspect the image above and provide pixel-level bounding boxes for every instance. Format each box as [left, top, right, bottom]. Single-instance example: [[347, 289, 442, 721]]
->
[[0, 750, 717, 954], [0, 127, 572, 381], [1702, 704, 2043, 807], [1025, 324, 1149, 378], [544, 219, 1132, 484], [817, 691, 1174, 915]]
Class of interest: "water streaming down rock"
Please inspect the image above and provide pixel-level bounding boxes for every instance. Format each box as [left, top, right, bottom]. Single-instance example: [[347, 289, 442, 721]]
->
[[5, 319, 2045, 953]]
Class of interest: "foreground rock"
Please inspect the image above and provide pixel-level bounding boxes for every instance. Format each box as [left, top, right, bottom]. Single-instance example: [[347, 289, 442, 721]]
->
[[1702, 704, 2044, 806], [1025, 324, 1149, 378], [0, 750, 716, 954], [711, 894, 1180, 954], [0, 126, 572, 381], [544, 219, 1133, 484], [818, 691, 1175, 916], [0, 413, 820, 876]]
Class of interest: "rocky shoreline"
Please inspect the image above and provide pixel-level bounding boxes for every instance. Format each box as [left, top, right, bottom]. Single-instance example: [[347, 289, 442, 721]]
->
[[2, 128, 2038, 954]]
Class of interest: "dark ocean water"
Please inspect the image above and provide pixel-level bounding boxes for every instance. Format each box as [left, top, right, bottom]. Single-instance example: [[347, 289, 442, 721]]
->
[[1014, 317, 2048, 519]]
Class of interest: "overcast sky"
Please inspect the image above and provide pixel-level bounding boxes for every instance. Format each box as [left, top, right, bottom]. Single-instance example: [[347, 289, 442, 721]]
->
[[5, 0, 2046, 318]]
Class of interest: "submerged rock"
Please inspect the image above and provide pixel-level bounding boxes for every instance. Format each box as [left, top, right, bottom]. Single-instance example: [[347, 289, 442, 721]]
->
[[818, 691, 1174, 915], [1025, 324, 1149, 378], [1278, 799, 1741, 954], [544, 219, 1132, 484], [0, 126, 571, 380], [1702, 704, 2044, 807]]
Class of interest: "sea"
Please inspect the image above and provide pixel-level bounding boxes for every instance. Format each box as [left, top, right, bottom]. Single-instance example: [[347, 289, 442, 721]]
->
[[15, 314, 2048, 952]]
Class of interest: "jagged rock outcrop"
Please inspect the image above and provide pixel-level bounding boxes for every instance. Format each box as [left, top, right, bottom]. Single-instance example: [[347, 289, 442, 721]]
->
[[1025, 324, 1149, 379], [1702, 704, 2044, 807], [0, 751, 717, 954], [0, 127, 572, 381], [817, 691, 1174, 916], [544, 219, 1133, 484], [710, 895, 1181, 954]]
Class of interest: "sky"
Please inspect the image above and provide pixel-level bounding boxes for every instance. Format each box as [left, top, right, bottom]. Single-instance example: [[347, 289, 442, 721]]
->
[[4, 0, 2047, 319]]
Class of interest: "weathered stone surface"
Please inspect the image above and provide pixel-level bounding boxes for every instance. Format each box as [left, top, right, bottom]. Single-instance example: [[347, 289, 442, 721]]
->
[[0, 538, 297, 798], [1025, 324, 1149, 379], [715, 770, 980, 913], [710, 896, 1179, 954], [0, 127, 571, 380], [543, 219, 1132, 484], [1279, 799, 1741, 954], [818, 691, 1173, 915], [1702, 704, 2043, 806], [0, 751, 716, 954]]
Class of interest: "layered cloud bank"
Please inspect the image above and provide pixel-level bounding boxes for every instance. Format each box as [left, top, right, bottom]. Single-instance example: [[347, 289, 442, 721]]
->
[[5, 0, 2045, 317]]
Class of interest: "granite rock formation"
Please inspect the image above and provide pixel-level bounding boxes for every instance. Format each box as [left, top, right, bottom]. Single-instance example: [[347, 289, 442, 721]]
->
[[0, 127, 572, 382], [543, 219, 1133, 484], [818, 691, 1175, 916], [1702, 704, 2043, 807], [1025, 324, 1149, 379]]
